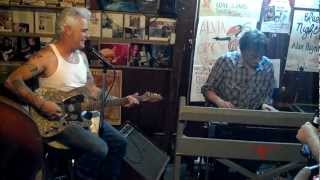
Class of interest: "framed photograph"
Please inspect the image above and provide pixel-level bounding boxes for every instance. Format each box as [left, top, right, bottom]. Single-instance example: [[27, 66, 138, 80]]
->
[[124, 14, 146, 40], [0, 10, 12, 32], [102, 13, 123, 38], [35, 12, 56, 34], [150, 45, 172, 68], [129, 43, 150, 67], [149, 18, 176, 42], [91, 69, 123, 125], [16, 36, 40, 60], [89, 11, 101, 37], [0, 36, 18, 62], [12, 10, 34, 33]]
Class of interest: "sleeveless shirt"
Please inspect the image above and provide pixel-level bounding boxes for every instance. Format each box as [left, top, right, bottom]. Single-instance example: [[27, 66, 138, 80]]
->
[[39, 44, 87, 92]]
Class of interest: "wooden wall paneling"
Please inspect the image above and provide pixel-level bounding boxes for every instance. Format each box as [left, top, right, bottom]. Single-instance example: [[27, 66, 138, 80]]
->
[[122, 69, 171, 134], [166, 0, 199, 134]]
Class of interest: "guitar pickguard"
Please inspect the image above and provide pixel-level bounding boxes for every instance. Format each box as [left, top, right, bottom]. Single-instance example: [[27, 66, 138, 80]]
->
[[30, 88, 92, 137]]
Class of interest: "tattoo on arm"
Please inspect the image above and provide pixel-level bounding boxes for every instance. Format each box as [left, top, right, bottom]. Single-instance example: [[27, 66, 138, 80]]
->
[[11, 79, 41, 108], [22, 63, 40, 77], [30, 52, 43, 60], [12, 79, 25, 90]]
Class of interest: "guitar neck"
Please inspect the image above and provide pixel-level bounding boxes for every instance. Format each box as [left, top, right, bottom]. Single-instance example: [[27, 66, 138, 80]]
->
[[106, 97, 129, 107], [85, 95, 144, 111], [106, 95, 146, 106]]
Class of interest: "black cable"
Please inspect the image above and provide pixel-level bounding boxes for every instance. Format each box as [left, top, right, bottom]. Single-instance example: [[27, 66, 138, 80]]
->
[[103, 69, 116, 105]]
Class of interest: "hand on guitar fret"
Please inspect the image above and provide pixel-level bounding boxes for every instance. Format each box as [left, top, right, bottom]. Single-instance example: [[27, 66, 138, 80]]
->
[[121, 91, 162, 108], [124, 92, 140, 107]]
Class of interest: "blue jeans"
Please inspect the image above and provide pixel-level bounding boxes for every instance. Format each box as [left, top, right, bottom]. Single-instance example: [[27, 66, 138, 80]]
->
[[53, 120, 127, 180]]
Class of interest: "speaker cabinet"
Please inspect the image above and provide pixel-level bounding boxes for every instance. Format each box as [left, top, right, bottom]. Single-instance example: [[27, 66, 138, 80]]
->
[[120, 123, 170, 180]]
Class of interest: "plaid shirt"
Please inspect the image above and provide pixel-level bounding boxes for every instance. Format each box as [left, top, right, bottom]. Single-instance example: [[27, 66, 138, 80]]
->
[[201, 51, 275, 109]]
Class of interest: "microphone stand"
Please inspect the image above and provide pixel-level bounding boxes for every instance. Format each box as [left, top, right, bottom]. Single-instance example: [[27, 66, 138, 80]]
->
[[100, 61, 108, 130], [89, 48, 114, 131]]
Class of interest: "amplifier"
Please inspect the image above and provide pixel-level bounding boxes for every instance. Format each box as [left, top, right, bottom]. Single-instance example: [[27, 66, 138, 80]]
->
[[120, 123, 170, 180]]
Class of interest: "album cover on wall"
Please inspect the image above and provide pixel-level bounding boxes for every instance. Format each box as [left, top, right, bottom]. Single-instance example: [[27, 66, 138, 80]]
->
[[0, 36, 18, 62], [128, 43, 151, 67], [149, 18, 176, 42], [128, 44, 172, 68], [149, 44, 172, 68], [100, 43, 130, 65], [91, 69, 123, 125], [12, 10, 34, 33], [0, 10, 12, 32], [35, 12, 56, 34], [89, 11, 101, 37], [102, 13, 124, 39], [16, 36, 40, 60], [124, 14, 146, 40]]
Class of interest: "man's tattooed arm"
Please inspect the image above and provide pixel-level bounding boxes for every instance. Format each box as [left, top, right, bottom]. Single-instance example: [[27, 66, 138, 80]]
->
[[5, 53, 46, 109]]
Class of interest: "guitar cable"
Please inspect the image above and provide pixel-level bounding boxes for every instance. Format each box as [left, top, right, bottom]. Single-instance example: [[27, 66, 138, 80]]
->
[[103, 69, 116, 104]]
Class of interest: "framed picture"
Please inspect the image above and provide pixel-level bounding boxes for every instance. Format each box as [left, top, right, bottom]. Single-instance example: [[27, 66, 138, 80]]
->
[[149, 18, 176, 42], [124, 14, 146, 40], [0, 10, 12, 32], [12, 11, 34, 33], [35, 12, 56, 34], [102, 13, 123, 38]]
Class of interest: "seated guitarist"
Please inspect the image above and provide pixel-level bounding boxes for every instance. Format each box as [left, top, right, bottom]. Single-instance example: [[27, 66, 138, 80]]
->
[[5, 7, 139, 180]]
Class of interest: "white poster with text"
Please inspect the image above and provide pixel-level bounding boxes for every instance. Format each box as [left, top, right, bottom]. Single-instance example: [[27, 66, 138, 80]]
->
[[285, 10, 319, 72], [260, 0, 292, 33], [190, 0, 263, 102]]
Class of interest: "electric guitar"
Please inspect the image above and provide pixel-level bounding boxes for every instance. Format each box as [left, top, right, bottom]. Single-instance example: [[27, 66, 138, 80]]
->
[[30, 86, 162, 137]]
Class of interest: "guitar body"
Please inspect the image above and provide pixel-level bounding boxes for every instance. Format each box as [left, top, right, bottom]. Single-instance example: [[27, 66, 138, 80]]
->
[[0, 96, 42, 180], [31, 87, 93, 137], [31, 86, 162, 137]]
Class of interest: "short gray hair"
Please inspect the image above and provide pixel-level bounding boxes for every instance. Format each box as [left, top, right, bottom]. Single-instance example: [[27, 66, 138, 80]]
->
[[56, 7, 91, 36]]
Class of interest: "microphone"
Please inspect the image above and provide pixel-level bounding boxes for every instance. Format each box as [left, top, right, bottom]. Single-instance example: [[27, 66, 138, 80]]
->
[[88, 47, 114, 68]]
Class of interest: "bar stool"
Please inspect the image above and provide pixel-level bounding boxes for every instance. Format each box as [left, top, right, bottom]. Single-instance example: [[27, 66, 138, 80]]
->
[[43, 141, 76, 180], [42, 111, 101, 180]]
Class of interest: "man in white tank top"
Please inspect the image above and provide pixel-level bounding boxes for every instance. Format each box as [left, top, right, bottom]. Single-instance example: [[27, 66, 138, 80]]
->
[[5, 7, 139, 180]]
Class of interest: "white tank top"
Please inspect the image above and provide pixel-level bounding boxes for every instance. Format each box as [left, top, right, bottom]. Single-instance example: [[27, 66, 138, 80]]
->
[[39, 44, 88, 92]]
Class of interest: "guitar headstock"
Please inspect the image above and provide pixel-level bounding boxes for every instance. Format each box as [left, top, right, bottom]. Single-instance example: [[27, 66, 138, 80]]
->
[[140, 92, 163, 102]]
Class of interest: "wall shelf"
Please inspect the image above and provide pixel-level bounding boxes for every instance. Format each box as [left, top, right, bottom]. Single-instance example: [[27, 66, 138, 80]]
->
[[90, 65, 173, 72], [0, 32, 171, 45]]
